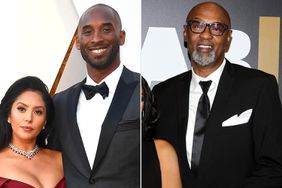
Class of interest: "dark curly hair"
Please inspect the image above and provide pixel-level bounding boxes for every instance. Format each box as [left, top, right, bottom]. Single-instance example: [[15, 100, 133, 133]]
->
[[0, 76, 54, 150], [142, 77, 159, 138]]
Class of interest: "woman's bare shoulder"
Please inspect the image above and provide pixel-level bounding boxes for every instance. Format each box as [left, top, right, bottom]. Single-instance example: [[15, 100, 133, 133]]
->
[[40, 148, 63, 166], [39, 148, 64, 176], [154, 139, 182, 188], [41, 148, 61, 157], [154, 139, 176, 154]]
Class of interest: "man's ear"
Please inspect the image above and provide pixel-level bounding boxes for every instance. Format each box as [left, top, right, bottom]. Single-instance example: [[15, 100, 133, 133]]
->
[[183, 29, 187, 48], [225, 30, 232, 52], [75, 32, 80, 50], [119, 30, 126, 45], [227, 34, 232, 43]]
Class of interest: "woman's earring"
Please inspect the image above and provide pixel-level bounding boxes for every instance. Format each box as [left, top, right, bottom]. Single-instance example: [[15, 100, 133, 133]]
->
[[42, 121, 47, 130]]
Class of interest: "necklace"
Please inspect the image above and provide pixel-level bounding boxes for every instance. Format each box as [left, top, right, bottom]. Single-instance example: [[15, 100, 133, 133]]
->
[[8, 143, 39, 160]]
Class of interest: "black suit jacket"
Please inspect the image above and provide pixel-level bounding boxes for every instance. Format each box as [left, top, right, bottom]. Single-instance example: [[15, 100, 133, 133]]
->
[[48, 66, 140, 188], [152, 60, 282, 188]]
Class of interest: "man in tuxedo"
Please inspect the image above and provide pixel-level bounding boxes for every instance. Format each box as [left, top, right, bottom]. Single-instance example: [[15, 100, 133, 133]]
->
[[48, 4, 140, 188], [152, 2, 282, 187]]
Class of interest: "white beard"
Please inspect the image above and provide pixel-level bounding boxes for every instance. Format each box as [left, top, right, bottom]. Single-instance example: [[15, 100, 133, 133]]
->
[[192, 50, 215, 66]]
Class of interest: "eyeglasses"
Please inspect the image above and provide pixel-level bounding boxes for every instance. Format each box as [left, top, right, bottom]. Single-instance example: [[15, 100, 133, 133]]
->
[[185, 20, 230, 36]]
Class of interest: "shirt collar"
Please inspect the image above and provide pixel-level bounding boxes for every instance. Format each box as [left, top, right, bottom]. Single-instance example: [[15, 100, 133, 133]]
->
[[85, 64, 123, 94], [191, 59, 226, 90]]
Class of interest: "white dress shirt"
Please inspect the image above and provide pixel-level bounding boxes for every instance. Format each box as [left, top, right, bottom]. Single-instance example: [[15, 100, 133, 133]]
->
[[77, 64, 123, 168], [186, 60, 226, 167]]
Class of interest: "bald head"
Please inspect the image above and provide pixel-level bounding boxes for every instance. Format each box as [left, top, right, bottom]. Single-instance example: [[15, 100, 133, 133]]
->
[[78, 4, 122, 31], [186, 1, 231, 28]]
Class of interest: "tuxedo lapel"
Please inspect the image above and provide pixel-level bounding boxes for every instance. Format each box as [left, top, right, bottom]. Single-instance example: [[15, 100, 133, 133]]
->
[[177, 72, 192, 175], [208, 61, 235, 129], [92, 67, 138, 172], [177, 72, 191, 132], [199, 60, 235, 170], [63, 80, 92, 177]]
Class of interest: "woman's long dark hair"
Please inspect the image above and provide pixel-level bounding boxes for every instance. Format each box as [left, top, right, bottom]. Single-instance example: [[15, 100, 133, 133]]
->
[[0, 76, 54, 150], [142, 77, 159, 138]]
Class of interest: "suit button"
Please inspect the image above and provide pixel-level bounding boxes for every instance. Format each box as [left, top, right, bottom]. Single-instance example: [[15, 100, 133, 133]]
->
[[89, 177, 95, 184]]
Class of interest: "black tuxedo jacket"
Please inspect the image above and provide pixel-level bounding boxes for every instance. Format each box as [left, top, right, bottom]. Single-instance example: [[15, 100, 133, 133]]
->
[[152, 60, 282, 188], [48, 66, 140, 188]]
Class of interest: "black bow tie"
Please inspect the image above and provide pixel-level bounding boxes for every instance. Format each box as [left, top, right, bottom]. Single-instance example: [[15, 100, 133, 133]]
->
[[82, 82, 109, 100]]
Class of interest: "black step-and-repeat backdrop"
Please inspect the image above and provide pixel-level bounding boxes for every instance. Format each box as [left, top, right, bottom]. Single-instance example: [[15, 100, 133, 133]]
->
[[141, 0, 282, 99]]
